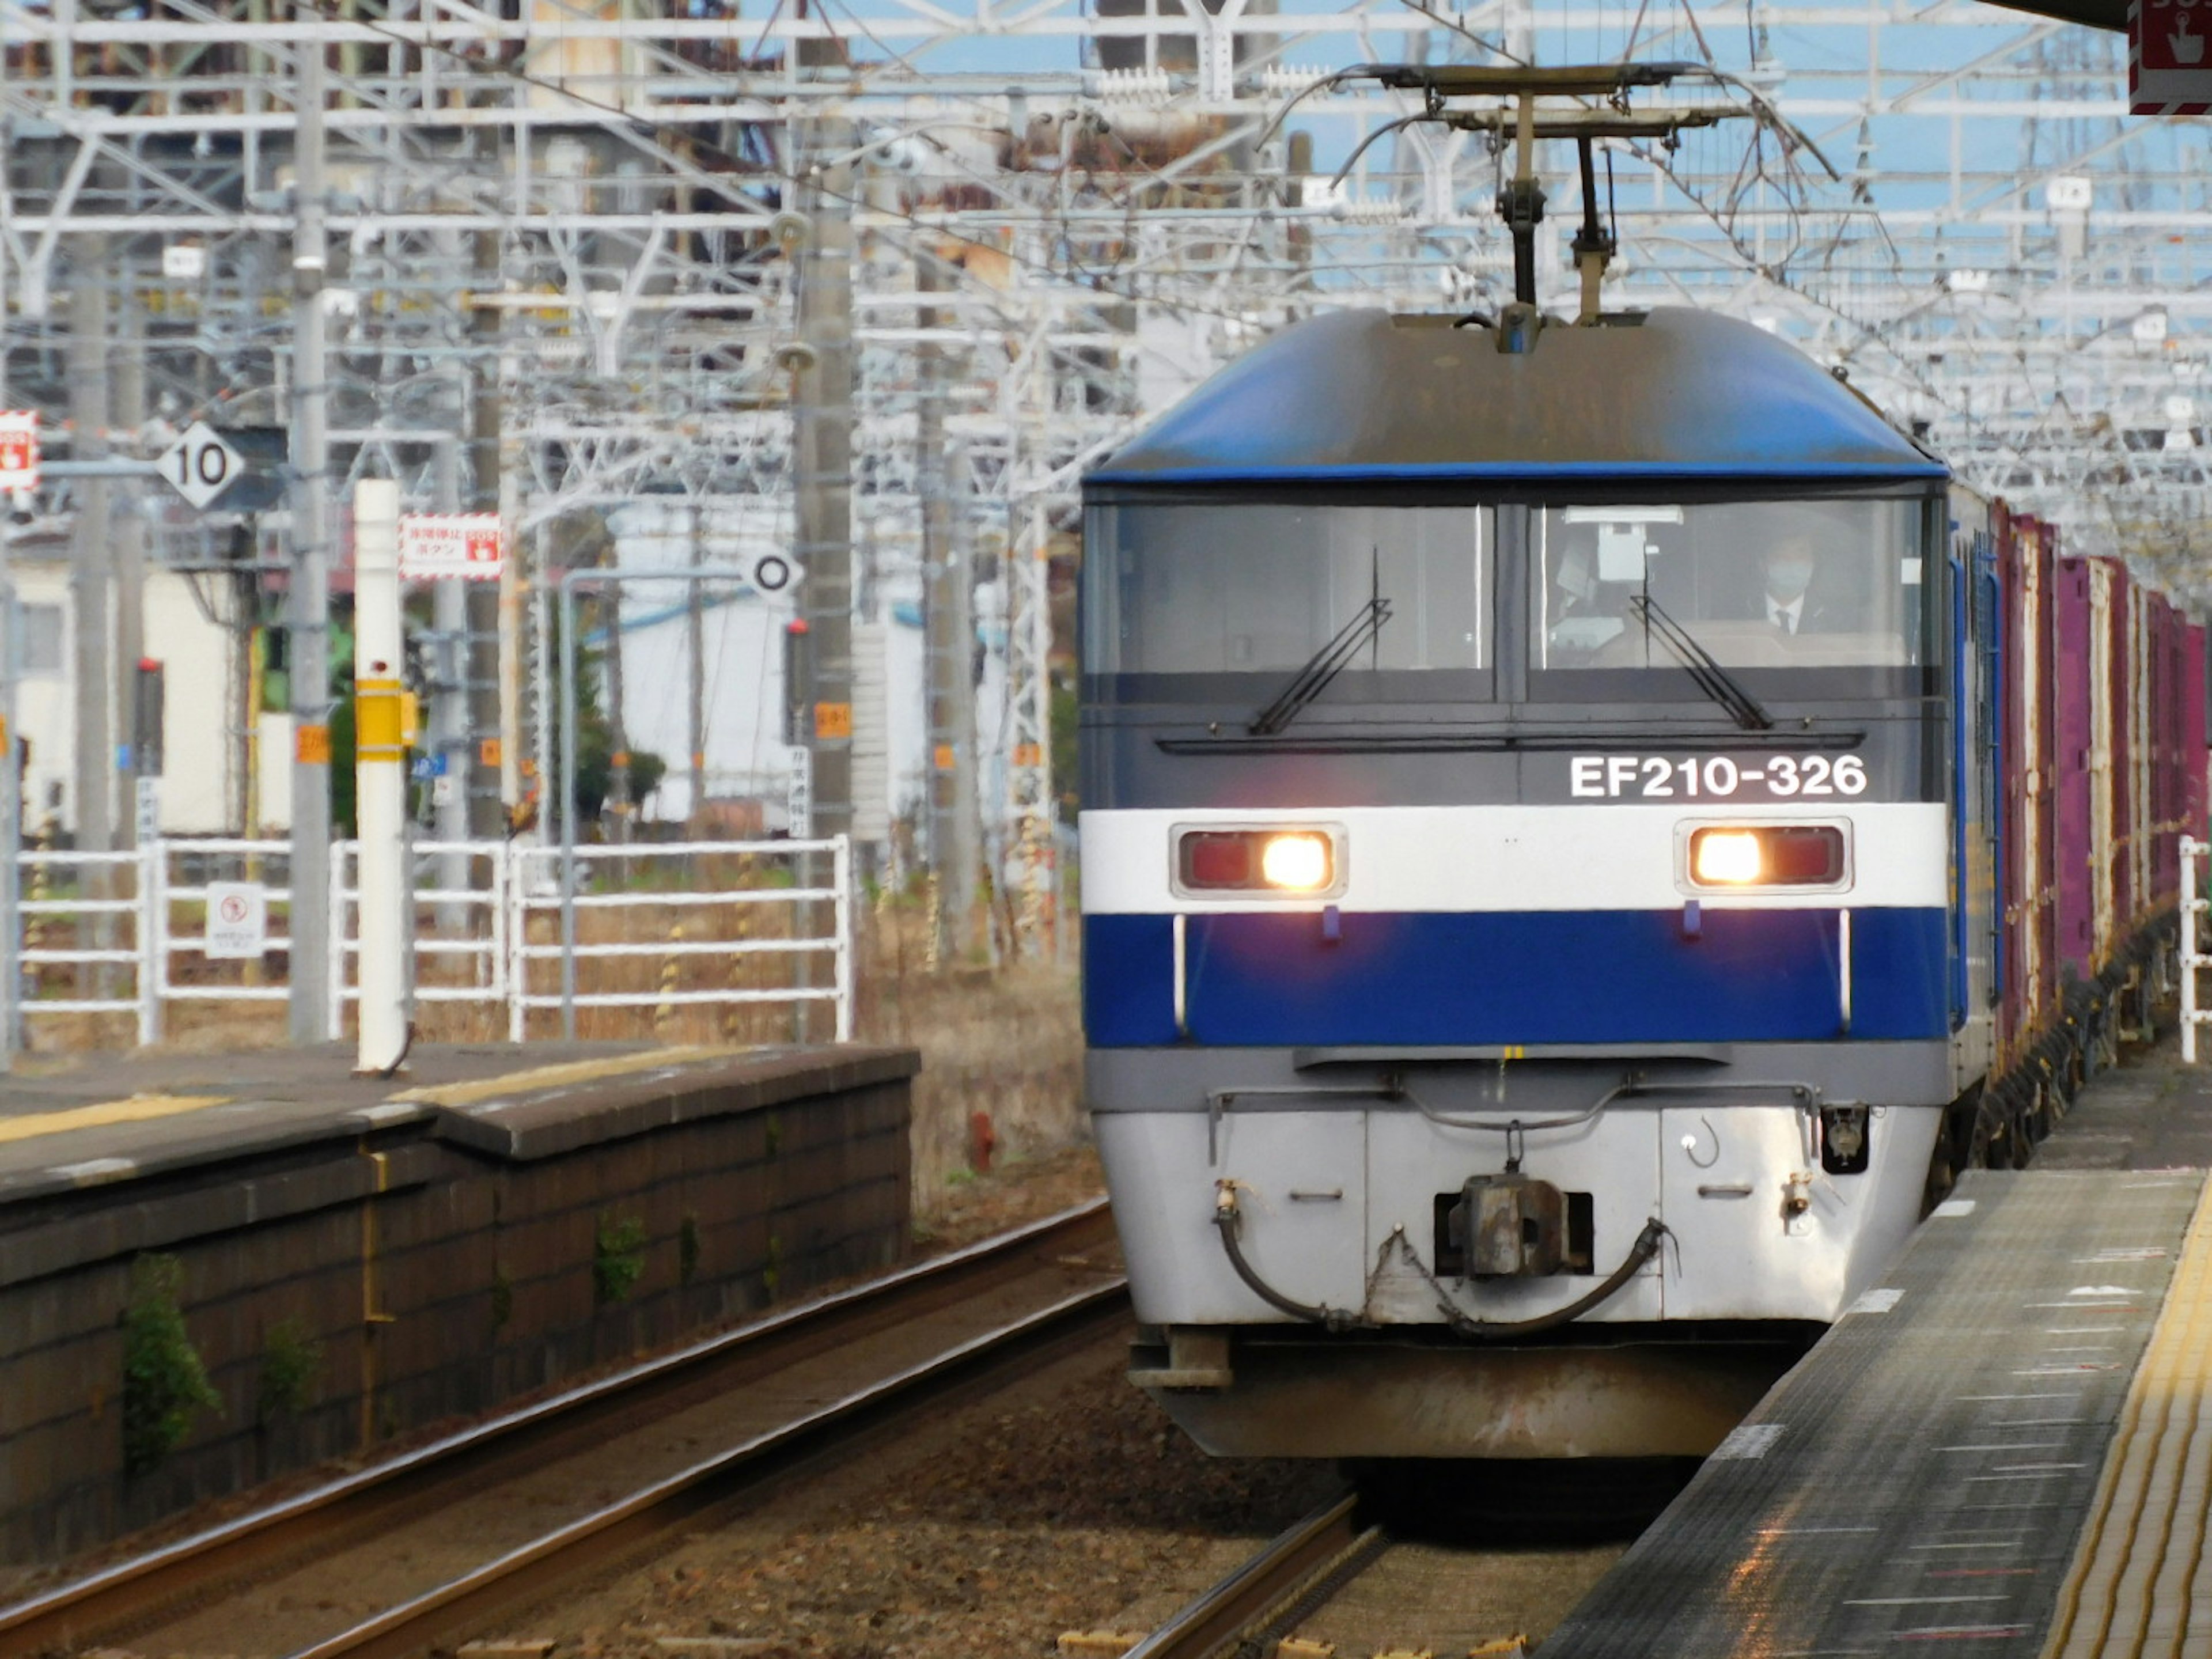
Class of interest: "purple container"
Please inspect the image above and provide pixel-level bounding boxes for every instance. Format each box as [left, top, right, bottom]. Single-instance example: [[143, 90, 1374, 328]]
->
[[2053, 555, 2097, 984]]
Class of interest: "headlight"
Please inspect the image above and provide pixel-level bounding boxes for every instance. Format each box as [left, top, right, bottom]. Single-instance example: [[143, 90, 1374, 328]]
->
[[1176, 827, 1340, 895], [1258, 832, 1331, 891], [1692, 829, 1764, 885], [1687, 824, 1847, 888]]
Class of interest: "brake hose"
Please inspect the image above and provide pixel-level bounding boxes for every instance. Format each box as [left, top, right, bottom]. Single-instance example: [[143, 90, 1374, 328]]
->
[[1212, 1182, 1366, 1332]]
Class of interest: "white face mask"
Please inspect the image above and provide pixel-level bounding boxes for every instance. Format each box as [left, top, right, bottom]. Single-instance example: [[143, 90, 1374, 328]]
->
[[1765, 552, 1814, 604]]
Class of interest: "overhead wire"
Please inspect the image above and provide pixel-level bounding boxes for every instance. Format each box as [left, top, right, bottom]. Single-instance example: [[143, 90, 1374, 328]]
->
[[27, 0, 2192, 563]]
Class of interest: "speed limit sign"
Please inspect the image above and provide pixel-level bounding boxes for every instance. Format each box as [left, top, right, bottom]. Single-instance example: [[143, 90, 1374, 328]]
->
[[157, 420, 245, 509]]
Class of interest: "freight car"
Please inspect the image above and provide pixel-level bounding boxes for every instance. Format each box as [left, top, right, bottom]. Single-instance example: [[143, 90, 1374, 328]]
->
[[1976, 509, 2207, 1172], [1076, 307, 2206, 1461]]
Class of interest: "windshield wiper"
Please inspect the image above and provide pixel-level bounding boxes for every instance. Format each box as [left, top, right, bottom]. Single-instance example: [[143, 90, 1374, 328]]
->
[[1626, 594, 1772, 732], [1249, 594, 1394, 736]]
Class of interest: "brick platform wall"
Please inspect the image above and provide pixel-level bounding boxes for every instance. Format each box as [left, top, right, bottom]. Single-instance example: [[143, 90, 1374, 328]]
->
[[0, 1050, 915, 1566]]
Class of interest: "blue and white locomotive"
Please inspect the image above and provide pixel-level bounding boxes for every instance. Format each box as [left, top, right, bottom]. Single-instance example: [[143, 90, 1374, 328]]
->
[[1078, 302, 1990, 1459]]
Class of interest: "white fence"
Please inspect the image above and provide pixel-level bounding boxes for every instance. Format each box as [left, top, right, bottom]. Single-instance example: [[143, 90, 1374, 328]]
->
[[330, 839, 512, 1033], [508, 840, 852, 1044], [14, 834, 853, 1046], [18, 846, 154, 1041], [2186, 836, 2210, 1062]]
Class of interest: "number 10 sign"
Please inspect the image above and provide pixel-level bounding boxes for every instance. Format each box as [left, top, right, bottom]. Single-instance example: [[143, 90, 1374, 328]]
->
[[2133, 0, 2212, 114], [157, 421, 245, 509]]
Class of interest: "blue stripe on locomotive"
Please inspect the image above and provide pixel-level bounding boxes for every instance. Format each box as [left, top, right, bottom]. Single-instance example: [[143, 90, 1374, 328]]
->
[[1084, 907, 1950, 1047]]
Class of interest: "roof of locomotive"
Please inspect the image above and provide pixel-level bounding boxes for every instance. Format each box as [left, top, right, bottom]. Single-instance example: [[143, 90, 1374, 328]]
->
[[1085, 306, 1946, 488]]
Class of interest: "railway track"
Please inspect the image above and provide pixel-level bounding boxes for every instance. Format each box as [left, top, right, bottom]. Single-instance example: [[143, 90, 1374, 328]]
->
[[1127, 1486, 1630, 1659], [1124, 1494, 1375, 1659], [2, 1200, 1125, 1659]]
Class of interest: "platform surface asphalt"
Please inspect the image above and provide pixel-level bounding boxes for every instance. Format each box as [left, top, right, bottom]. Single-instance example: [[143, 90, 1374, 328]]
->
[[0, 1041, 791, 1201], [1548, 1039, 2212, 1659]]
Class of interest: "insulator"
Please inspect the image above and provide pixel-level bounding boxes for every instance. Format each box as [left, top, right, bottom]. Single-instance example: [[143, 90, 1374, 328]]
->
[[1330, 195, 1405, 225], [1260, 65, 1332, 95], [1085, 68, 1175, 103]]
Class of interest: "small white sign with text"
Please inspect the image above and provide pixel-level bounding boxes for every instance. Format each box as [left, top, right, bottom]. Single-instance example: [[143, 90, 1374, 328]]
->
[[204, 881, 268, 960]]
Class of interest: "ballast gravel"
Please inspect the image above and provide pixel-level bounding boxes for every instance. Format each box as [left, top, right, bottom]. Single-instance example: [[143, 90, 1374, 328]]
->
[[528, 1342, 1343, 1659]]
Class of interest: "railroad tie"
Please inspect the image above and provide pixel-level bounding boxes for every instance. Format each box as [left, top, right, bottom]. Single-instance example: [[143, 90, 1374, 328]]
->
[[1055, 1632, 1146, 1657]]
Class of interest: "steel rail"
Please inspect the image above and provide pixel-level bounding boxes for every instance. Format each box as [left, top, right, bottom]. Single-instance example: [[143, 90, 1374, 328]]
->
[[299, 1279, 1128, 1659], [1122, 1493, 1369, 1659], [0, 1198, 1120, 1657]]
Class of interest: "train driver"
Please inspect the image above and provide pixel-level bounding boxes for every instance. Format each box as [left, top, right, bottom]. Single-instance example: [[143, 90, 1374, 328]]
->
[[1758, 537, 1834, 634]]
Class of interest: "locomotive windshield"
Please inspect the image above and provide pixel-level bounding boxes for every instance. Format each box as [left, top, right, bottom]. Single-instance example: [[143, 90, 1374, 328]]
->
[[1085, 503, 1491, 679], [1534, 498, 1926, 675]]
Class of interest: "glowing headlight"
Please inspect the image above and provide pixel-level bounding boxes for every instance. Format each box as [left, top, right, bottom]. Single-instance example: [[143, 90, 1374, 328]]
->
[[1692, 829, 1764, 885], [1687, 824, 1847, 888], [1259, 832, 1332, 891]]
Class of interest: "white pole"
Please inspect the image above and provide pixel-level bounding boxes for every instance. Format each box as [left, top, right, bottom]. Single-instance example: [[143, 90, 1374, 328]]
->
[[354, 479, 411, 1073], [138, 838, 161, 1046], [506, 844, 526, 1044], [326, 840, 347, 1039], [832, 834, 853, 1043], [2186, 837, 2202, 1065]]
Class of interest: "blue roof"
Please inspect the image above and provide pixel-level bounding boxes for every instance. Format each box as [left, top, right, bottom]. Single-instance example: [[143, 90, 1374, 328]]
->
[[1086, 307, 1946, 488]]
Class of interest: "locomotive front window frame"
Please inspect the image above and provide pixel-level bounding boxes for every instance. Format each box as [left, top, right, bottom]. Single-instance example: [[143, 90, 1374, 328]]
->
[[1083, 499, 1497, 700]]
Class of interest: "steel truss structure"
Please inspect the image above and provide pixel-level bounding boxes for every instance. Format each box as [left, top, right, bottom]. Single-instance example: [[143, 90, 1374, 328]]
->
[[1, 0, 2209, 955]]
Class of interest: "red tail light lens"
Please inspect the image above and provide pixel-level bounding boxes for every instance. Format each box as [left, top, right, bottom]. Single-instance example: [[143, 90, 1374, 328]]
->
[[1183, 832, 1255, 888]]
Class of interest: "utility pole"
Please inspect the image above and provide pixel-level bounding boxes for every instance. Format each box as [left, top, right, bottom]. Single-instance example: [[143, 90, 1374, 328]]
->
[[468, 229, 507, 840], [790, 111, 855, 847], [431, 426, 471, 922], [917, 250, 978, 963], [114, 282, 149, 851], [0, 230, 20, 1067], [687, 504, 706, 823], [68, 244, 113, 987], [68, 251, 111, 854], [605, 582, 629, 842], [472, 229, 530, 839], [288, 16, 334, 1043], [785, 16, 855, 1041]]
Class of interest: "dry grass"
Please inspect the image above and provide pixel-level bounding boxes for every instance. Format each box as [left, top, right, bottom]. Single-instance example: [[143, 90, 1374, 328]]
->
[[863, 961, 1084, 1219]]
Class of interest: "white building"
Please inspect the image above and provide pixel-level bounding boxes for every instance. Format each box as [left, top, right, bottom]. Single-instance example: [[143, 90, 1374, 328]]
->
[[601, 502, 929, 837], [6, 556, 257, 838]]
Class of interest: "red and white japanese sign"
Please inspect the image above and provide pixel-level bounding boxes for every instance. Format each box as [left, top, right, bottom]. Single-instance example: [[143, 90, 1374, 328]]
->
[[0, 411, 39, 494], [2132, 0, 2212, 115], [397, 513, 505, 581]]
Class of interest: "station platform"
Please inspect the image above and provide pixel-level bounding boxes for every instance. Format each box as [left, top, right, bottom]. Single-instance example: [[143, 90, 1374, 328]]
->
[[0, 1040, 919, 1567], [1547, 1046, 2212, 1658], [0, 1041, 893, 1204]]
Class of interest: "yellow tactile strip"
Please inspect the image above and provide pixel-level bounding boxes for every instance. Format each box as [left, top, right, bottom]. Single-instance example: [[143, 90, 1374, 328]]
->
[[2047, 1174, 2212, 1658], [385, 1044, 759, 1109], [0, 1094, 231, 1146]]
